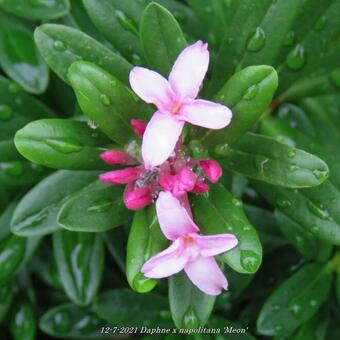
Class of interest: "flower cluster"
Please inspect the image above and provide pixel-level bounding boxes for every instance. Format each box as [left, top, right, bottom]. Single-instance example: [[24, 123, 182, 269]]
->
[[100, 41, 238, 295]]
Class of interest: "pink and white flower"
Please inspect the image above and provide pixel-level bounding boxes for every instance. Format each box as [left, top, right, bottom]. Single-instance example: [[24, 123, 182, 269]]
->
[[141, 192, 238, 295], [129, 41, 232, 169]]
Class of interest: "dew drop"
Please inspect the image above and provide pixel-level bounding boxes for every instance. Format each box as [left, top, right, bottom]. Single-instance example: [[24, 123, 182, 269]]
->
[[276, 196, 291, 208], [132, 53, 142, 65], [100, 94, 111, 106], [314, 16, 326, 31], [330, 67, 340, 88], [312, 169, 328, 181], [288, 164, 298, 172], [287, 149, 296, 158], [246, 27, 266, 52], [290, 304, 302, 317], [87, 201, 112, 213], [8, 83, 20, 94], [0, 104, 13, 121], [227, 37, 233, 45], [243, 84, 259, 100], [1, 161, 24, 177], [295, 235, 303, 243], [231, 198, 242, 206], [46, 138, 82, 154], [227, 226, 233, 232], [273, 304, 280, 311], [274, 324, 283, 334], [87, 119, 98, 129], [309, 299, 318, 307], [53, 311, 71, 333], [215, 144, 230, 156], [241, 250, 259, 272], [189, 140, 208, 158], [311, 226, 319, 234], [183, 306, 200, 328], [53, 40, 66, 51], [283, 31, 295, 47], [306, 201, 330, 220], [286, 44, 306, 71], [255, 155, 269, 173]]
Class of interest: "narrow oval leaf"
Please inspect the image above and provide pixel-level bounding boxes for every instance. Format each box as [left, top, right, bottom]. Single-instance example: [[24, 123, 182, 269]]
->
[[140, 2, 187, 76], [169, 272, 215, 328], [0, 13, 49, 94], [15, 119, 111, 170], [126, 206, 168, 293], [0, 0, 70, 20], [257, 263, 332, 337], [11, 170, 100, 237], [219, 132, 329, 188], [83, 0, 144, 61], [0, 76, 54, 140], [57, 181, 131, 232], [53, 229, 104, 306], [34, 24, 131, 85], [204, 65, 278, 150], [192, 184, 262, 274], [94, 289, 171, 327], [68, 61, 138, 145], [39, 303, 106, 338]]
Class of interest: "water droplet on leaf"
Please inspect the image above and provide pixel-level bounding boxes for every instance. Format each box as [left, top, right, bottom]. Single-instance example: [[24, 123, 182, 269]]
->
[[87, 201, 112, 213], [276, 196, 291, 208], [100, 94, 111, 106], [53, 40, 66, 51], [215, 144, 230, 156], [290, 304, 302, 317], [283, 31, 295, 47], [241, 250, 259, 272], [243, 84, 259, 100], [287, 149, 296, 158], [46, 138, 82, 154], [183, 306, 200, 328], [246, 27, 266, 52], [306, 201, 330, 220], [53, 311, 71, 333], [288, 164, 298, 172], [286, 44, 306, 71]]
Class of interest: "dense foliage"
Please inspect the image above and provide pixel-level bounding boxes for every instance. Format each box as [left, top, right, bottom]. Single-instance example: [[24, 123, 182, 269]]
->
[[0, 0, 339, 339]]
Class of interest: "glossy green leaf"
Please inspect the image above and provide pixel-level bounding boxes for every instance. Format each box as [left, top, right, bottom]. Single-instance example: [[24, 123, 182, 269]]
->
[[34, 24, 131, 85], [140, 2, 187, 76], [126, 206, 168, 293], [83, 0, 144, 61], [0, 283, 13, 323], [0, 0, 70, 20], [53, 229, 104, 306], [94, 289, 171, 327], [252, 180, 340, 245], [275, 210, 332, 260], [15, 119, 111, 170], [11, 170, 100, 237], [218, 132, 329, 188], [68, 61, 138, 145], [203, 66, 278, 150], [39, 303, 106, 338], [257, 263, 332, 337], [169, 271, 215, 328], [0, 13, 49, 94], [192, 184, 262, 274], [58, 181, 131, 232], [0, 76, 54, 140], [9, 299, 37, 340]]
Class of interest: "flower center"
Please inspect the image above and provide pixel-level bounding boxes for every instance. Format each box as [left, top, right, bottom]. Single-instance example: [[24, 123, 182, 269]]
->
[[183, 234, 194, 243], [171, 103, 181, 115]]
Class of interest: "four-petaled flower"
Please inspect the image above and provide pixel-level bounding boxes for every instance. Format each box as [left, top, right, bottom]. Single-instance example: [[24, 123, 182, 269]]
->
[[141, 192, 238, 295], [129, 41, 232, 169]]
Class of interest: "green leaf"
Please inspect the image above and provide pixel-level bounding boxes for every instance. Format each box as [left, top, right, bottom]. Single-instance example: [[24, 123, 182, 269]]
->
[[169, 271, 215, 328], [252, 180, 340, 245], [11, 170, 100, 237], [0, 0, 70, 20], [140, 2, 187, 76], [126, 206, 168, 293], [275, 210, 332, 260], [83, 0, 144, 61], [0, 76, 54, 140], [192, 184, 262, 274], [53, 229, 104, 306], [0, 283, 13, 323], [94, 289, 171, 327], [57, 181, 131, 232], [9, 299, 37, 340], [39, 303, 105, 338], [15, 119, 111, 170], [203, 66, 278, 150], [0, 13, 49, 94], [34, 24, 131, 85], [68, 61, 138, 145], [218, 132, 329, 188], [257, 263, 332, 337]]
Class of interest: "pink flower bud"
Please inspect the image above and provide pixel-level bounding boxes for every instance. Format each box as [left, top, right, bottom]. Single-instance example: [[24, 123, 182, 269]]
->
[[174, 167, 196, 196], [100, 150, 137, 166], [192, 180, 209, 194], [199, 160, 222, 183], [131, 119, 147, 138], [99, 167, 141, 184], [124, 186, 152, 210], [159, 173, 175, 192]]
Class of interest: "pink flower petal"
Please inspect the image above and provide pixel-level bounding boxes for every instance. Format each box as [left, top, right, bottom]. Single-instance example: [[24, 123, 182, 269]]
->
[[199, 160, 223, 183], [130, 119, 147, 138], [184, 256, 228, 295], [124, 185, 152, 211], [142, 112, 184, 169], [156, 192, 199, 240], [169, 41, 209, 101], [100, 150, 138, 166], [129, 67, 174, 112], [172, 167, 197, 196], [192, 180, 210, 194], [99, 167, 140, 184], [141, 238, 188, 278], [193, 234, 238, 257], [179, 99, 232, 129]]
